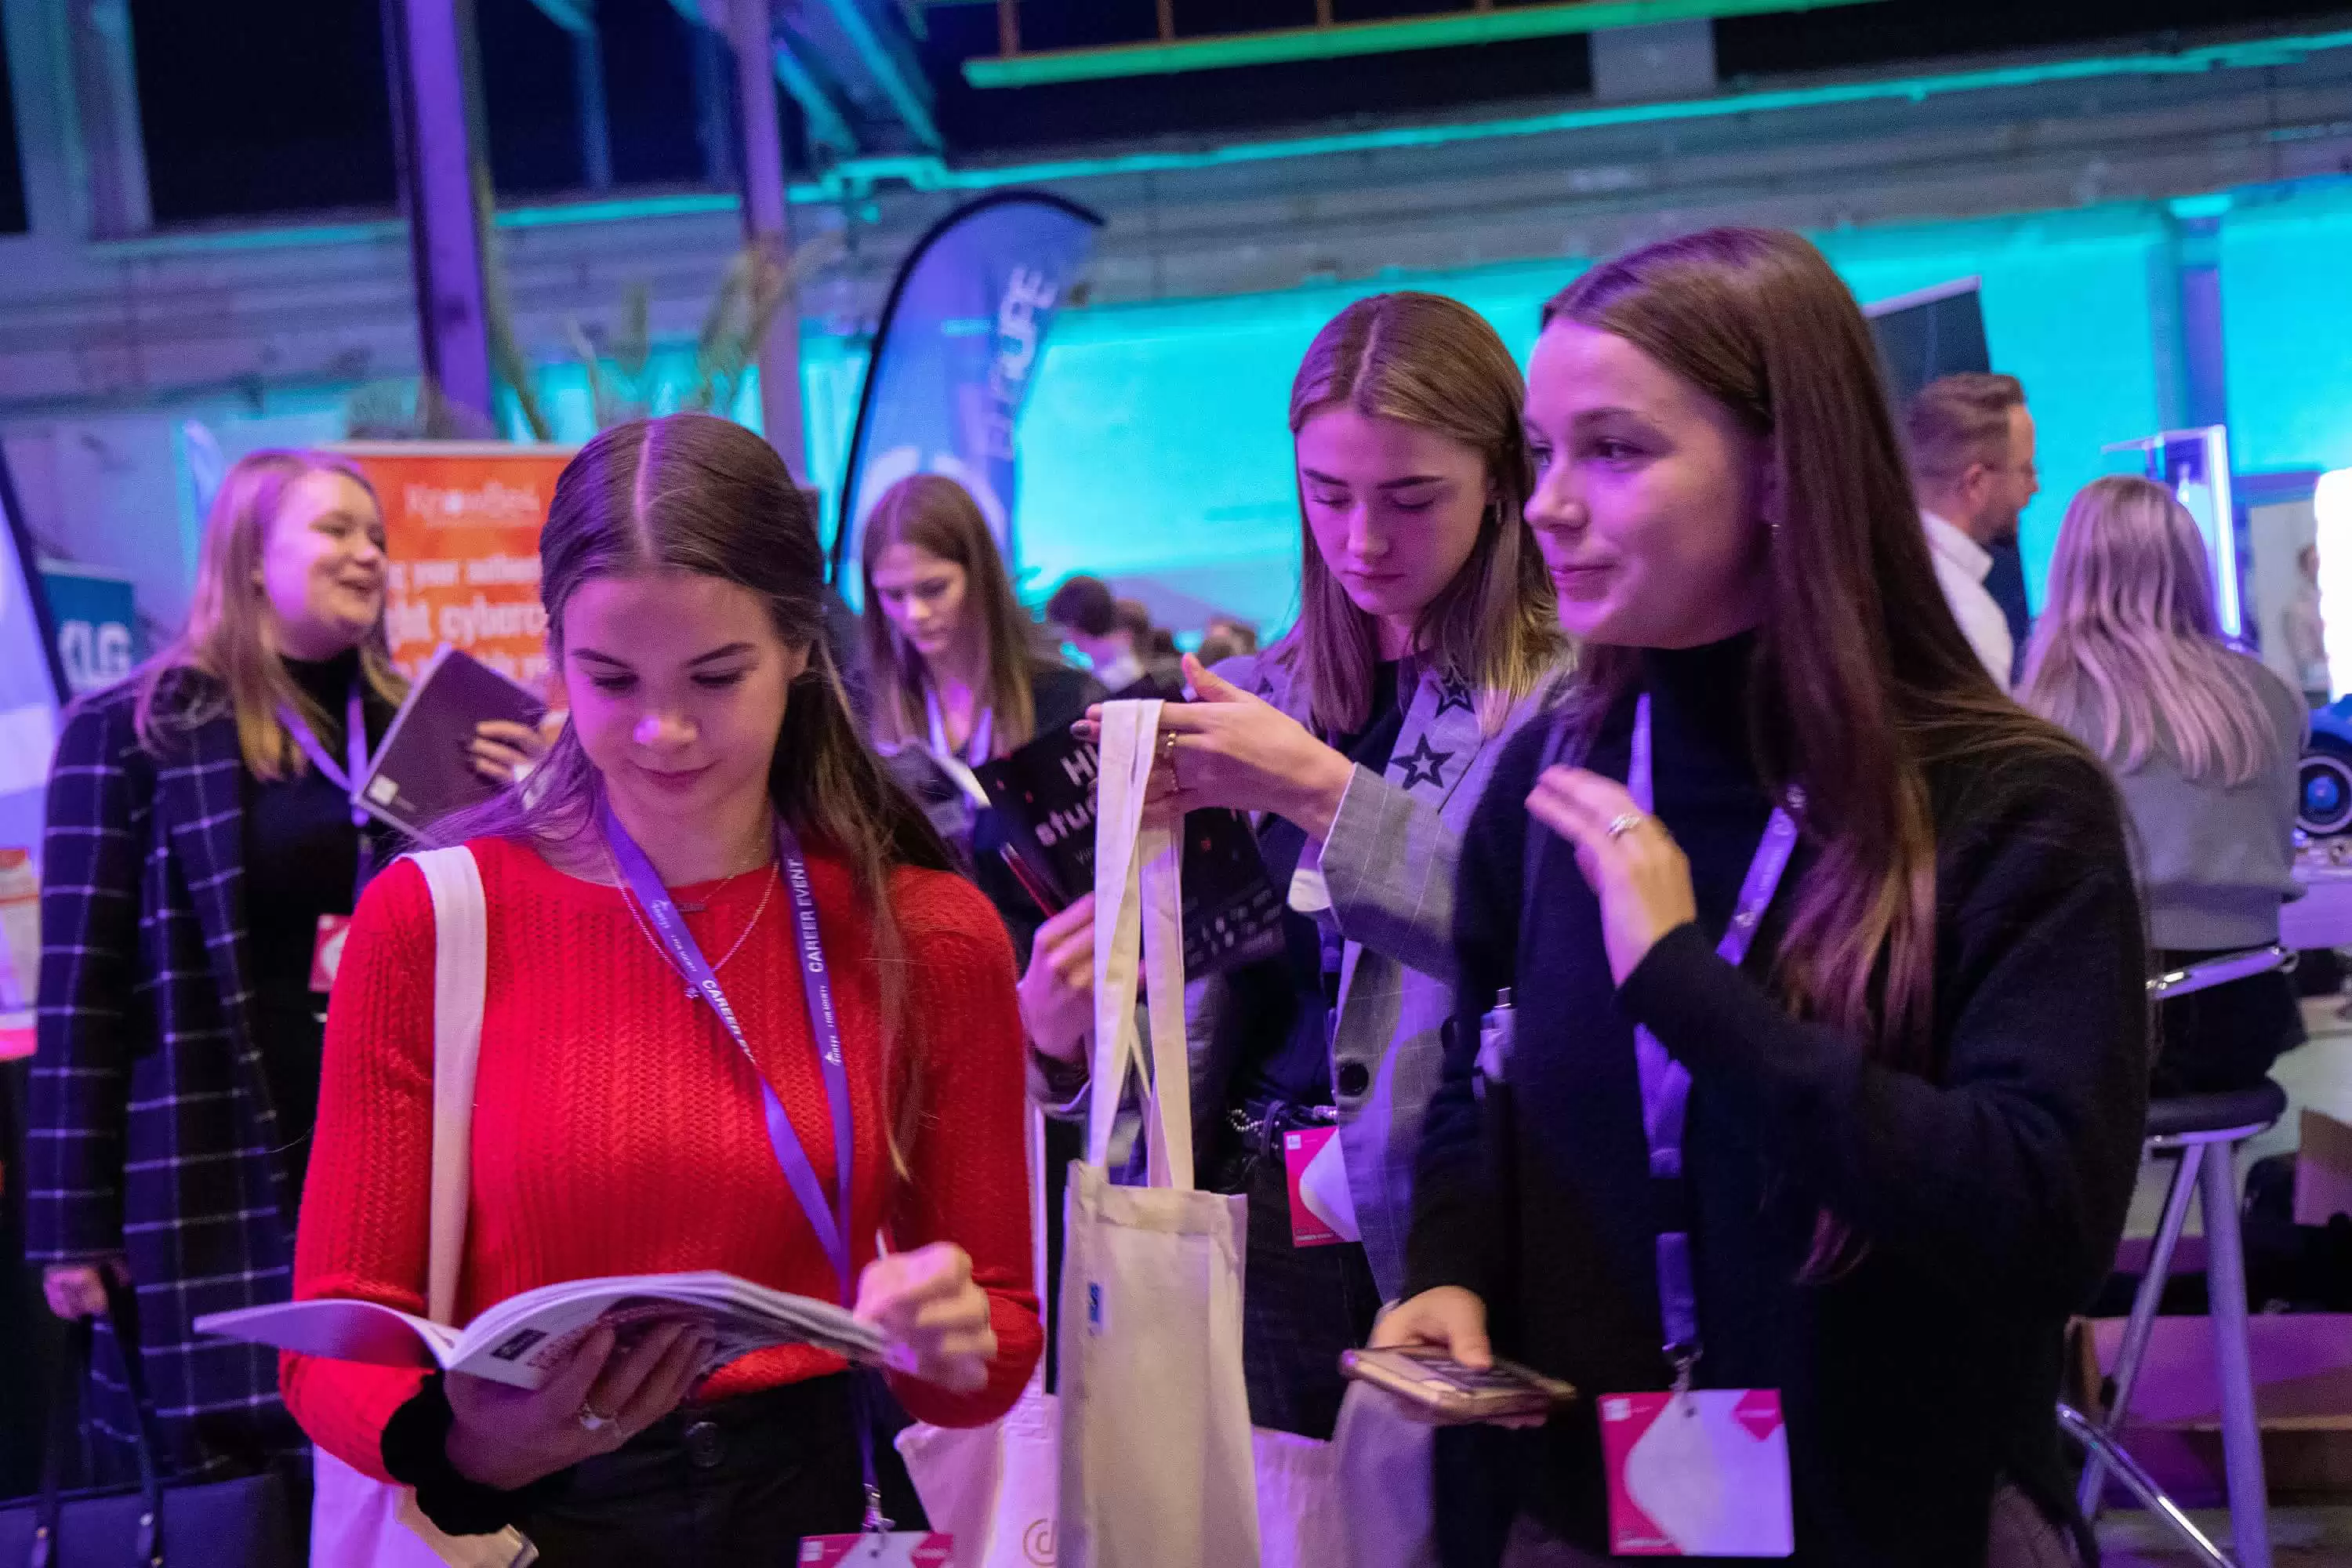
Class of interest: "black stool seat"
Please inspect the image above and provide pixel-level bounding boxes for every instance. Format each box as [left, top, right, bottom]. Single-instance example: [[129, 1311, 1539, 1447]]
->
[[2145, 1080, 2288, 1140]]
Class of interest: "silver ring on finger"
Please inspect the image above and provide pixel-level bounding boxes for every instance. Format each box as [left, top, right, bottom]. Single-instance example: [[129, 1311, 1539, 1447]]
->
[[1604, 811, 1648, 840], [576, 1401, 616, 1433]]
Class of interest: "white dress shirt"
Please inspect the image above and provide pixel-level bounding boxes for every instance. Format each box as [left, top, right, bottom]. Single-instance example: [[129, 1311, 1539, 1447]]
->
[[1924, 511, 2015, 689]]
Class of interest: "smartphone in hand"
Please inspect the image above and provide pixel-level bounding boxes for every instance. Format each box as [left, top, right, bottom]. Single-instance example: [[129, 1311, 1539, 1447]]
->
[[1341, 1345, 1577, 1425]]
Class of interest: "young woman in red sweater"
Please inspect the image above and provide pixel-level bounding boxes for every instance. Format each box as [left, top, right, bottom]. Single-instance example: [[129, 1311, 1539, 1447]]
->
[[282, 412, 1041, 1562]]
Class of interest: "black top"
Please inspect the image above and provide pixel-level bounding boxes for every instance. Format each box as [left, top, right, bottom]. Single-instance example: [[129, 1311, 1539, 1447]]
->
[[1229, 659, 1406, 1109], [241, 649, 397, 1199], [973, 663, 1106, 967], [1409, 634, 2147, 1565]]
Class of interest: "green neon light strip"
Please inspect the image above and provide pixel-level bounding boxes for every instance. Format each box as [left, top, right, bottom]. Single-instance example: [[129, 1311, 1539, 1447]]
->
[[82, 27, 2352, 261], [966, 0, 1875, 87]]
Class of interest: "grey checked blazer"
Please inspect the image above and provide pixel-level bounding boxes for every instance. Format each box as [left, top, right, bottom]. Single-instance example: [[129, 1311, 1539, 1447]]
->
[[27, 671, 317, 1478], [1187, 649, 1572, 1300]]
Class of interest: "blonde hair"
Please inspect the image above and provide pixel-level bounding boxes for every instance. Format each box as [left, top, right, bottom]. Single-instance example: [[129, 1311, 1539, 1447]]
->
[[2020, 474, 2280, 786], [858, 474, 1049, 757], [1281, 292, 1564, 738], [134, 449, 405, 774]]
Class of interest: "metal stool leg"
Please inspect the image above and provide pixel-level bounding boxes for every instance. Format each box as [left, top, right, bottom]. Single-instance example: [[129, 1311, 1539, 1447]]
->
[[2199, 1138, 2272, 1568], [2081, 1145, 2206, 1518]]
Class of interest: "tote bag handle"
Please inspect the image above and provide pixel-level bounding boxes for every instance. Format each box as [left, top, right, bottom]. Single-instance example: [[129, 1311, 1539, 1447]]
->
[[1084, 700, 1195, 1191]]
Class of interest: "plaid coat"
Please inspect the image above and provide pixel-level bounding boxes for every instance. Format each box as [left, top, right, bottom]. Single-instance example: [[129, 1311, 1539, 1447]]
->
[[27, 671, 314, 1479]]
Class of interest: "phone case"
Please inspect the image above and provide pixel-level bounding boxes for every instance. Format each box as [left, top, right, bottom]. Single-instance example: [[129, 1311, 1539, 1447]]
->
[[1340, 1345, 1577, 1422]]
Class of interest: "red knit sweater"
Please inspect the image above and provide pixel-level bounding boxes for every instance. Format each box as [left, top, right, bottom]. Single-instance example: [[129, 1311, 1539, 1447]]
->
[[284, 835, 1040, 1482]]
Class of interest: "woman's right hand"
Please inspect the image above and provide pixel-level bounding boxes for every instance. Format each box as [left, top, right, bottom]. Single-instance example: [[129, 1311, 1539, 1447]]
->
[[42, 1257, 129, 1320], [1018, 895, 1096, 1068], [444, 1319, 713, 1492], [1369, 1285, 1494, 1370]]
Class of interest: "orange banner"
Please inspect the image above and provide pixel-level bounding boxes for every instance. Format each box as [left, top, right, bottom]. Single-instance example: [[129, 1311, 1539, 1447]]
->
[[332, 443, 575, 694]]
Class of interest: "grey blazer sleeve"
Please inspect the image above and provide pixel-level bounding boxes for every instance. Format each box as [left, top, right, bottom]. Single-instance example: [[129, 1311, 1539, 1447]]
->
[[1317, 764, 1461, 985]]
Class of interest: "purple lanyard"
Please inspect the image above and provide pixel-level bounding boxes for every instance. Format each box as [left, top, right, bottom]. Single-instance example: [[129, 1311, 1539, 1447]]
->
[[602, 806, 890, 1530], [279, 684, 370, 827], [601, 806, 856, 1301], [1628, 695, 1799, 1385]]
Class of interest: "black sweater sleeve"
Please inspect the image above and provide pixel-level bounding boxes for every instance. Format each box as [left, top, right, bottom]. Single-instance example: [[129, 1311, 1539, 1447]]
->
[[1617, 749, 2149, 1316], [1403, 721, 1552, 1301]]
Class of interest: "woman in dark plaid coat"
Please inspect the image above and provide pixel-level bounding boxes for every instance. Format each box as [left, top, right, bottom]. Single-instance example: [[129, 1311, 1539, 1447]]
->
[[27, 449, 541, 1485]]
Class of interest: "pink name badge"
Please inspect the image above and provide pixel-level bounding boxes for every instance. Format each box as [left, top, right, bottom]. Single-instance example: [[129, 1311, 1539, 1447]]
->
[[310, 914, 353, 994], [1283, 1126, 1342, 1247], [1599, 1388, 1794, 1557], [799, 1534, 956, 1567]]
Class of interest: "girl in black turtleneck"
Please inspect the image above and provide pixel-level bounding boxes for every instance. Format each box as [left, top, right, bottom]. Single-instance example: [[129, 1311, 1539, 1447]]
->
[[31, 450, 541, 1484], [1377, 231, 2146, 1568]]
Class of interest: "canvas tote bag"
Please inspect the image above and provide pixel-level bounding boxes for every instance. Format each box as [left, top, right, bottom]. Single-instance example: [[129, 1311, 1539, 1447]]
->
[[893, 1103, 1063, 1568], [1056, 699, 1261, 1568], [310, 846, 536, 1568]]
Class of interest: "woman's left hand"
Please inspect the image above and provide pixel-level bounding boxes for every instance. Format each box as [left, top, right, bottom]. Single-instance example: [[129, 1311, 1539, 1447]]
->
[[1525, 768, 1698, 985], [855, 1243, 997, 1395], [1073, 655, 1355, 839], [467, 718, 552, 787]]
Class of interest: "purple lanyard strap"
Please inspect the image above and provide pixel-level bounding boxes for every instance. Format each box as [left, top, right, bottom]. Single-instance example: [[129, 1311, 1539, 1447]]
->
[[601, 806, 884, 1527], [279, 683, 370, 828], [1628, 695, 1798, 1387]]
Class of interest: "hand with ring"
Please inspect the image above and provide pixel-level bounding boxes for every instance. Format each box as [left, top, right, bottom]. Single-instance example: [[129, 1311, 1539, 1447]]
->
[[1526, 767, 1699, 985], [1071, 655, 1356, 840], [444, 1318, 716, 1491]]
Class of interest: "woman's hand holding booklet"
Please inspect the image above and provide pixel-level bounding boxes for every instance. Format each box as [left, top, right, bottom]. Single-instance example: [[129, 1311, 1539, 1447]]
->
[[195, 1269, 885, 1390]]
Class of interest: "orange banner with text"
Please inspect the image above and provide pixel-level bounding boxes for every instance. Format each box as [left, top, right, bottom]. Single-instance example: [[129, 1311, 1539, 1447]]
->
[[332, 442, 575, 695]]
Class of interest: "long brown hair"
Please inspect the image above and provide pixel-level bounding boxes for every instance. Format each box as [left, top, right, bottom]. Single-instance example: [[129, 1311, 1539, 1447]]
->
[[2021, 475, 2284, 786], [858, 474, 1048, 757], [1283, 292, 1564, 736], [133, 449, 406, 771], [1544, 229, 2096, 1270], [443, 414, 953, 1161]]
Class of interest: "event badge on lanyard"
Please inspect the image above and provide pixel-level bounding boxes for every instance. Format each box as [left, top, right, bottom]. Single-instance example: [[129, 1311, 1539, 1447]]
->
[[603, 808, 946, 1556], [1598, 696, 1798, 1559], [281, 685, 371, 995]]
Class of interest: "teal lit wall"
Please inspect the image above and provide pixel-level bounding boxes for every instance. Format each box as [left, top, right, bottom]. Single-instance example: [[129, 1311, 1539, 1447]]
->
[[2220, 180, 2352, 477], [518, 176, 2352, 636]]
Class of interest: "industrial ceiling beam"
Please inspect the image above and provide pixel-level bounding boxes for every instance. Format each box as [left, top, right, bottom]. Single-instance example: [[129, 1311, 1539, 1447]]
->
[[773, 42, 862, 155], [814, 0, 944, 151], [965, 0, 1881, 87]]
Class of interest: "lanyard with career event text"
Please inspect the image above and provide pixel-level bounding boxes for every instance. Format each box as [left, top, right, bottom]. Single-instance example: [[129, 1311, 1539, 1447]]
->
[[278, 682, 370, 828], [1627, 694, 1800, 1388], [601, 806, 888, 1529]]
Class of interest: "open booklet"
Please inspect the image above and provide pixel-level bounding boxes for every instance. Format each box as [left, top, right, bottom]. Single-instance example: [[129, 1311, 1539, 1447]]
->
[[194, 1271, 884, 1392]]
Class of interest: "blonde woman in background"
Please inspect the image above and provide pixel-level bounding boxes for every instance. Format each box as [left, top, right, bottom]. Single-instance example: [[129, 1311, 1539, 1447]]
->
[[2022, 474, 2307, 1094], [28, 450, 540, 1494]]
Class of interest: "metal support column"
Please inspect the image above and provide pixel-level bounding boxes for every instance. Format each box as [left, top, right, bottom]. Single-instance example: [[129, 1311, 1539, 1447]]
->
[[726, 0, 807, 477], [385, 0, 497, 422], [64, 0, 149, 235], [572, 27, 614, 190]]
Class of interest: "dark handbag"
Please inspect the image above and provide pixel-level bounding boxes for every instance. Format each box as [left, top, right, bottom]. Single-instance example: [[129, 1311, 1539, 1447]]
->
[[0, 1283, 298, 1567]]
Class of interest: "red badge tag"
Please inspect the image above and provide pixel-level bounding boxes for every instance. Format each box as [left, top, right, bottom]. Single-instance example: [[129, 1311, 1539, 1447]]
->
[[1599, 1388, 1793, 1556], [798, 1534, 956, 1566], [1283, 1126, 1345, 1247], [310, 914, 352, 994]]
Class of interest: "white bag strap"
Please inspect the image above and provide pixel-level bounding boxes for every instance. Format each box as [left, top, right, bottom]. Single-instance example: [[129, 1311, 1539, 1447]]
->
[[1087, 700, 1195, 1190], [410, 845, 488, 1328]]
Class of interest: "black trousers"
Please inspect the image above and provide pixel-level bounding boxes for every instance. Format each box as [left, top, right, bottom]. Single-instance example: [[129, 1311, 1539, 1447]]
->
[[1207, 1102, 1385, 1442], [510, 1375, 922, 1567], [2151, 947, 2306, 1098]]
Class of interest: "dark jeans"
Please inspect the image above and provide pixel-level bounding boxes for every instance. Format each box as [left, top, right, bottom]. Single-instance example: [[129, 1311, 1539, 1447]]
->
[[1207, 1101, 1384, 1442], [511, 1375, 922, 1567], [2152, 947, 2306, 1098]]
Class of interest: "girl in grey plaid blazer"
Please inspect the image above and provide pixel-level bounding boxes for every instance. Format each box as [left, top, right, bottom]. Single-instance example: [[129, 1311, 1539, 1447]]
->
[[1023, 293, 1571, 1469], [28, 450, 539, 1483]]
